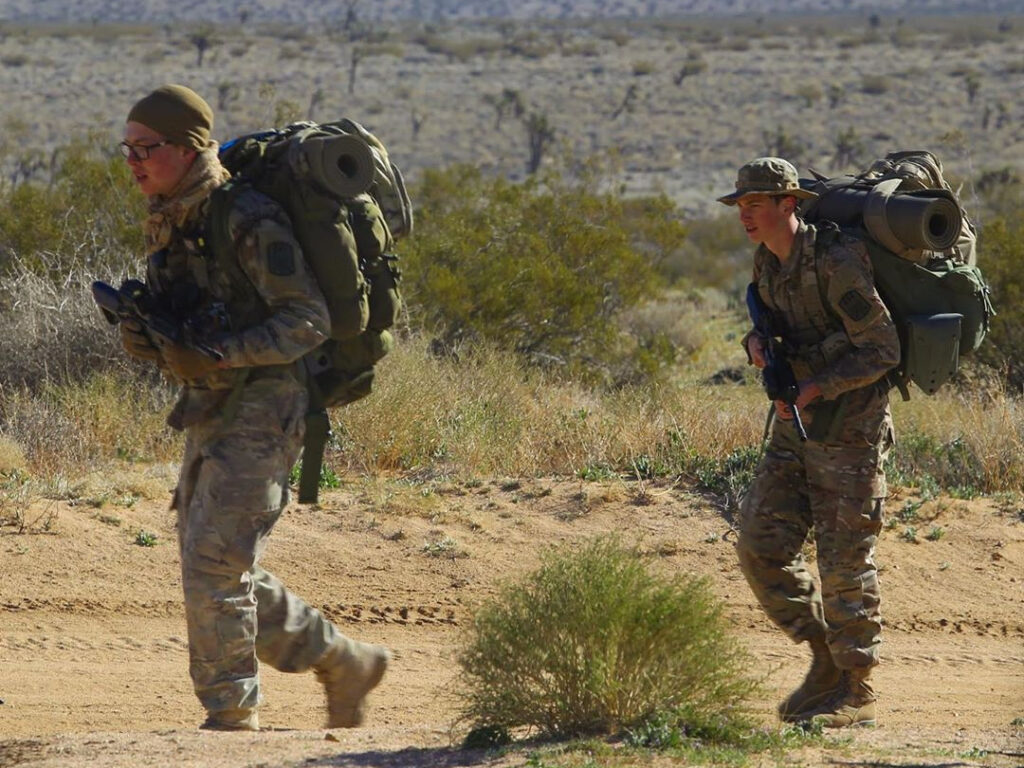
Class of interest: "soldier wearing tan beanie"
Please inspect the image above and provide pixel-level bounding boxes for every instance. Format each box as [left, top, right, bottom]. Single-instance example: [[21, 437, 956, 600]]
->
[[116, 84, 389, 734], [126, 84, 214, 150]]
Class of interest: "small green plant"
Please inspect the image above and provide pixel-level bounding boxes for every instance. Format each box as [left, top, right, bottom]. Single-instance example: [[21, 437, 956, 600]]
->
[[926, 525, 946, 541], [630, 454, 660, 480], [674, 441, 760, 514], [578, 464, 615, 482], [97, 513, 122, 527], [289, 460, 341, 490], [624, 710, 684, 749], [422, 536, 464, 558], [896, 499, 922, 523], [134, 529, 158, 547], [457, 537, 759, 738], [900, 526, 918, 543]]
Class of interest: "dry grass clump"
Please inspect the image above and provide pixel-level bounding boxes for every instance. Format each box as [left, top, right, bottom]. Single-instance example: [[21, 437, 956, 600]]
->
[[0, 435, 27, 475], [1, 371, 179, 477], [0, 257, 134, 391], [891, 393, 1024, 494], [335, 333, 764, 479], [1, 328, 1022, 503]]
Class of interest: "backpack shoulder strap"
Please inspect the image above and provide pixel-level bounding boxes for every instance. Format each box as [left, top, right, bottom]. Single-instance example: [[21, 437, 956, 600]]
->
[[811, 220, 840, 321], [204, 180, 247, 258]]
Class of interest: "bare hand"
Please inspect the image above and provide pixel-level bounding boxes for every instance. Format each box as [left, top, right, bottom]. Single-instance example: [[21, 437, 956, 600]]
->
[[746, 334, 767, 369], [774, 379, 823, 420]]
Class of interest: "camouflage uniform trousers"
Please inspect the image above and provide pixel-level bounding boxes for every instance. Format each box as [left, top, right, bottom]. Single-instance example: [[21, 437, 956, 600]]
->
[[736, 416, 891, 670], [174, 375, 341, 714]]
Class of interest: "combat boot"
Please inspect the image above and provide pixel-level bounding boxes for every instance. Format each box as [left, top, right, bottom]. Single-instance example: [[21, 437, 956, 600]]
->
[[199, 708, 259, 732], [777, 635, 841, 722], [313, 637, 390, 728], [804, 668, 877, 728]]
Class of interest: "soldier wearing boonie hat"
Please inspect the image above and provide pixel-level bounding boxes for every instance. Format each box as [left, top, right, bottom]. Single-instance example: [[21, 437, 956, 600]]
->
[[717, 157, 818, 205], [727, 157, 901, 730]]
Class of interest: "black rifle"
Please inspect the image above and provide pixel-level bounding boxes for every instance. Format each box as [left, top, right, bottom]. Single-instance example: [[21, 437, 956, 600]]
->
[[92, 279, 223, 361], [745, 283, 807, 442]]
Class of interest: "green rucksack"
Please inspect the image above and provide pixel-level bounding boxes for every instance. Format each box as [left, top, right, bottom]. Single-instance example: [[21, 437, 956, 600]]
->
[[207, 119, 413, 502], [800, 150, 995, 399]]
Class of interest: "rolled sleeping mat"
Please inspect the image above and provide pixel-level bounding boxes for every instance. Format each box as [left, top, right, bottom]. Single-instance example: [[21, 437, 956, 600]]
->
[[804, 178, 962, 253], [294, 132, 376, 199], [871, 186, 961, 253]]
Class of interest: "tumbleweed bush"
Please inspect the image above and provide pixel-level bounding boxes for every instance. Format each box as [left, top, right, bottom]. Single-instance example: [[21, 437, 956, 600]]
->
[[457, 537, 760, 739]]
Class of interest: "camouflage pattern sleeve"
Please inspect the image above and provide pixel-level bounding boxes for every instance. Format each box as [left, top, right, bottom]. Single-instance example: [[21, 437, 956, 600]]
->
[[216, 195, 330, 368], [814, 238, 901, 400]]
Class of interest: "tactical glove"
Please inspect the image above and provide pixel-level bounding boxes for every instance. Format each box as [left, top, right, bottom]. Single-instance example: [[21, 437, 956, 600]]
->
[[120, 318, 162, 362], [161, 342, 221, 382]]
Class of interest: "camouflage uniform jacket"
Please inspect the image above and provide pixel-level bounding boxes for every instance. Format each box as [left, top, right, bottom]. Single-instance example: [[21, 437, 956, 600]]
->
[[747, 220, 901, 447], [146, 186, 329, 428]]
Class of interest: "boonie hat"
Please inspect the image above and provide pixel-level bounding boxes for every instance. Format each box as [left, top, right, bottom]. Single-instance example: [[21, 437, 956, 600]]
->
[[717, 157, 818, 205]]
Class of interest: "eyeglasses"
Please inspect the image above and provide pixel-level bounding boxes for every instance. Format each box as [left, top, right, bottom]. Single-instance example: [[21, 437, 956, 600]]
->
[[119, 139, 171, 161]]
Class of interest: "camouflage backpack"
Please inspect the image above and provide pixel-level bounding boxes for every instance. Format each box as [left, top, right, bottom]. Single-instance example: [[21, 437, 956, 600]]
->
[[207, 119, 413, 502], [800, 150, 995, 399]]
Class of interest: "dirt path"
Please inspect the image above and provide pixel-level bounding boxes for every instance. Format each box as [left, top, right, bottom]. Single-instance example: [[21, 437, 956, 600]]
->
[[2, 478, 1022, 766]]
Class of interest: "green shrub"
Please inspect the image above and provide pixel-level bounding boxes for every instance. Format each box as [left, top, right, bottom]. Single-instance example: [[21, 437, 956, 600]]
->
[[401, 165, 686, 384], [0, 133, 144, 275], [974, 217, 1024, 390], [457, 537, 759, 738], [661, 211, 750, 290]]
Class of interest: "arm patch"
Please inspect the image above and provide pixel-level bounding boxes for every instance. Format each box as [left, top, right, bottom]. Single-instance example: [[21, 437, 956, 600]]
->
[[838, 289, 872, 322], [267, 242, 296, 276]]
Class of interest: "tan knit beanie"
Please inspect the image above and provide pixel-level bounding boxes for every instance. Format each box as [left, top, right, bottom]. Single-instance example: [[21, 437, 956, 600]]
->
[[127, 84, 214, 150]]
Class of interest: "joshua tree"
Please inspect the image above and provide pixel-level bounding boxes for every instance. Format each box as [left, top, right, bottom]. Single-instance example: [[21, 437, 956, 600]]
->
[[411, 109, 428, 143], [964, 71, 981, 104], [827, 83, 844, 109], [343, 0, 360, 32], [349, 48, 362, 94], [483, 88, 525, 131], [523, 111, 555, 175], [762, 124, 804, 163], [673, 52, 707, 85], [188, 26, 215, 68], [832, 126, 864, 170]]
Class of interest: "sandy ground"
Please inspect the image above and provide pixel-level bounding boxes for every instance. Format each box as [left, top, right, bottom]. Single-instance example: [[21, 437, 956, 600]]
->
[[1, 476, 1022, 767]]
